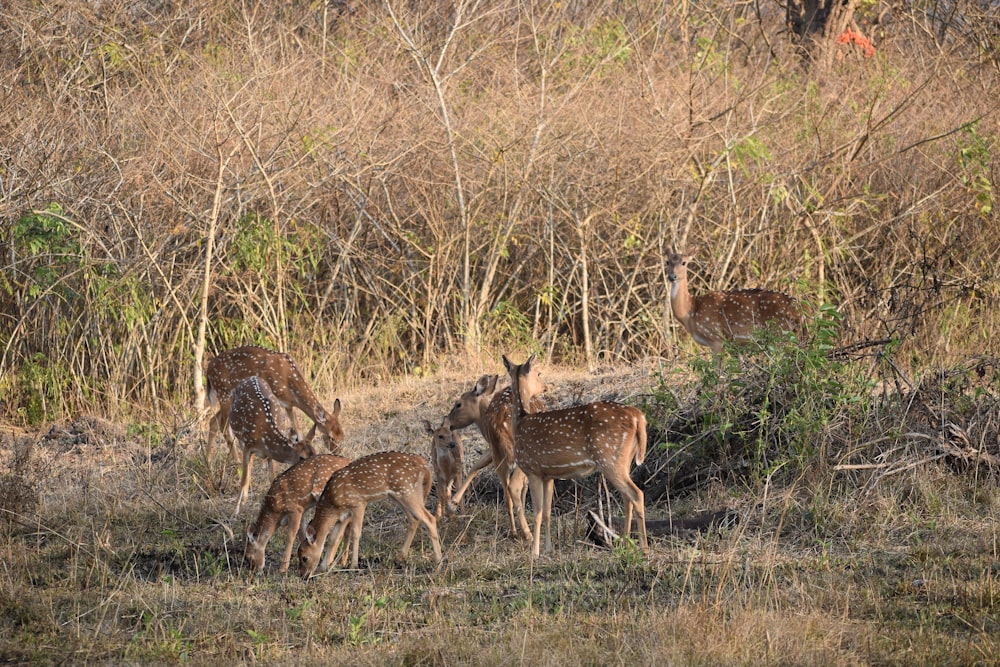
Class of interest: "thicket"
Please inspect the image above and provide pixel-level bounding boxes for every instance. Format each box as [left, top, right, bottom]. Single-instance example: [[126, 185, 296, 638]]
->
[[1, 0, 998, 425]]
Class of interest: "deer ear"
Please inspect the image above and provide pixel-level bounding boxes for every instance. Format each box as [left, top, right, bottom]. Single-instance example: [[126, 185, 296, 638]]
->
[[502, 354, 514, 373], [331, 398, 342, 416], [246, 529, 257, 544], [423, 420, 434, 435], [487, 374, 498, 392], [314, 406, 326, 422], [525, 353, 536, 369], [474, 374, 492, 395], [303, 525, 316, 545]]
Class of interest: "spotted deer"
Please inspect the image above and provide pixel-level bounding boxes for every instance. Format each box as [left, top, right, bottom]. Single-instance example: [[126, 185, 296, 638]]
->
[[244, 454, 351, 573], [205, 345, 344, 456], [297, 451, 443, 576], [423, 416, 464, 518], [228, 376, 318, 517], [446, 374, 543, 541], [665, 250, 802, 356], [503, 354, 648, 558]]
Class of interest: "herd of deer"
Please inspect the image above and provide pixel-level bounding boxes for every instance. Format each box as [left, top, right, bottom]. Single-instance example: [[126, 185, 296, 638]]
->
[[208, 251, 802, 577]]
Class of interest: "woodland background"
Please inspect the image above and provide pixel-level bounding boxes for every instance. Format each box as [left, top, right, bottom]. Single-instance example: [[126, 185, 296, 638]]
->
[[1, 0, 997, 425]]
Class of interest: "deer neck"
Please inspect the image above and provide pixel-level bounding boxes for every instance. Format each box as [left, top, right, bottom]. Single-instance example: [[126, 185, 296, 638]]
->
[[508, 378, 527, 439], [668, 271, 694, 326], [249, 512, 278, 543]]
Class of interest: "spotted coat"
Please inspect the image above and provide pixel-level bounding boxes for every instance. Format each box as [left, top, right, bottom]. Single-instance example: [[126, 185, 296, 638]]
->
[[665, 251, 802, 356], [244, 453, 351, 573], [297, 451, 443, 576], [228, 376, 318, 517], [206, 345, 344, 455]]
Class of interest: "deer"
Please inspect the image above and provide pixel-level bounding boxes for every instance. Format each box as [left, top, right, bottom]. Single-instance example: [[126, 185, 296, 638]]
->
[[205, 345, 345, 457], [244, 453, 351, 573], [228, 376, 318, 517], [502, 354, 649, 558], [665, 250, 802, 357], [297, 451, 443, 577], [423, 416, 464, 518], [446, 374, 543, 541]]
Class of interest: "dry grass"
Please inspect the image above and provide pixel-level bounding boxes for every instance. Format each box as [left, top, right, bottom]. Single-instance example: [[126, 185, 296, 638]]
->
[[3, 361, 999, 664]]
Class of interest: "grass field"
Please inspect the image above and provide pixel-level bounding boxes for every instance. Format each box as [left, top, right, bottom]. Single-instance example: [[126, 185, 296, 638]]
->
[[3, 356, 999, 665]]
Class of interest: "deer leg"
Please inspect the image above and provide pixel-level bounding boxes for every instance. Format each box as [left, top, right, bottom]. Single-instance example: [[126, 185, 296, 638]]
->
[[320, 515, 350, 572], [526, 474, 546, 558], [396, 505, 422, 565], [280, 509, 303, 574], [349, 504, 367, 569], [402, 501, 443, 566], [423, 508, 443, 566], [217, 399, 238, 461], [500, 472, 517, 536], [607, 472, 648, 553], [233, 450, 254, 517], [449, 450, 492, 510], [338, 517, 352, 567], [543, 478, 555, 554], [508, 466, 531, 541]]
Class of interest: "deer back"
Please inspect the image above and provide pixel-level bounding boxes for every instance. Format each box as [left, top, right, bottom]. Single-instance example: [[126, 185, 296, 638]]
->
[[258, 454, 352, 520], [693, 289, 801, 342], [228, 376, 317, 465], [207, 345, 344, 449], [504, 354, 645, 476], [513, 402, 646, 477], [317, 451, 433, 512]]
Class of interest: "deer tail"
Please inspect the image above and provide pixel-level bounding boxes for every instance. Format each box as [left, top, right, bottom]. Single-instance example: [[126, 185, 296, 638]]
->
[[634, 412, 647, 466]]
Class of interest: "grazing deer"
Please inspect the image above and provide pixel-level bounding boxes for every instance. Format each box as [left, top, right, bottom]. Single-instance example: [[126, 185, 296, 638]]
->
[[423, 416, 464, 518], [244, 454, 351, 573], [206, 345, 344, 456], [228, 376, 318, 517], [297, 451, 443, 577], [665, 250, 802, 356], [503, 354, 648, 558], [447, 374, 543, 541]]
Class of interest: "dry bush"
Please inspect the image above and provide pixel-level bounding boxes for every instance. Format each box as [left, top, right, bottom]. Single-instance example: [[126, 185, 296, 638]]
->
[[0, 0, 997, 427], [0, 435, 44, 524]]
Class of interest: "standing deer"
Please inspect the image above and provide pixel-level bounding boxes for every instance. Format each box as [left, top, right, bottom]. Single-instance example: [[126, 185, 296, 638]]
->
[[665, 250, 802, 356], [503, 354, 648, 558], [228, 376, 318, 517], [297, 451, 443, 577], [446, 374, 542, 541], [423, 416, 464, 518], [205, 345, 344, 456], [244, 454, 351, 573]]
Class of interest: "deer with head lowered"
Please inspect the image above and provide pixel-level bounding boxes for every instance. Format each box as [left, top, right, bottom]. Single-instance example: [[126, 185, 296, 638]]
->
[[206, 345, 344, 456], [297, 451, 443, 576], [665, 250, 802, 357], [228, 376, 318, 517], [446, 374, 543, 541], [244, 453, 351, 573], [503, 354, 648, 558], [423, 416, 464, 518]]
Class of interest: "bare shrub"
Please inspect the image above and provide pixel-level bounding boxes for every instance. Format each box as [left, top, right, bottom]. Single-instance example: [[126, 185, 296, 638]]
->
[[0, 0, 997, 422], [0, 436, 44, 523]]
